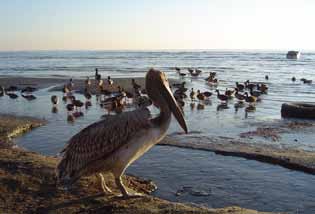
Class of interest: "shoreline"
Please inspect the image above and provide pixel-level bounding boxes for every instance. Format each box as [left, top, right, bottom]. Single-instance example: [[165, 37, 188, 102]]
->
[[160, 135, 315, 175], [0, 114, 270, 213]]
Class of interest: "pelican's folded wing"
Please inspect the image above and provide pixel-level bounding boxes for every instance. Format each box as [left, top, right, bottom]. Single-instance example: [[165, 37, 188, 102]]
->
[[57, 108, 151, 180]]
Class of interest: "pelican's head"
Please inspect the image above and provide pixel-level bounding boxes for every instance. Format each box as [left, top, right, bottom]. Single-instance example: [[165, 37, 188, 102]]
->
[[145, 68, 188, 134]]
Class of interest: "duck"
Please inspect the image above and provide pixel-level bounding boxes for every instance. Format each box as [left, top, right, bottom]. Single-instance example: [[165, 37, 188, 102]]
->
[[73, 99, 84, 111], [245, 80, 256, 90], [62, 85, 70, 94], [21, 86, 37, 93], [249, 88, 262, 98], [51, 95, 59, 105], [234, 88, 245, 102], [6, 92, 18, 99], [302, 79, 312, 84], [190, 88, 196, 101], [244, 92, 257, 104], [265, 75, 269, 80], [235, 82, 245, 91], [66, 103, 75, 112], [177, 70, 187, 77], [21, 94, 36, 101], [291, 76, 296, 82], [215, 90, 228, 103], [225, 88, 234, 99], [175, 67, 181, 72], [257, 84, 268, 94], [196, 90, 205, 102]]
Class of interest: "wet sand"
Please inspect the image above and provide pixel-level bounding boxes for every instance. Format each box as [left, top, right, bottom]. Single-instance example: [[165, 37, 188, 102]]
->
[[0, 115, 270, 213]]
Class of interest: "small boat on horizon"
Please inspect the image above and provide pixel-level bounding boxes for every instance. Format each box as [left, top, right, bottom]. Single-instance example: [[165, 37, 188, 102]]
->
[[286, 50, 301, 59]]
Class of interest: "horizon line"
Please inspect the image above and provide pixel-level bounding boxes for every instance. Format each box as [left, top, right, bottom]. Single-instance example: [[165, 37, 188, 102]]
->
[[0, 48, 312, 52]]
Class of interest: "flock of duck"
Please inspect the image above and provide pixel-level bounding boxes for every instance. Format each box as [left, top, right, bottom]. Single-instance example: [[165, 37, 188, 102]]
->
[[172, 67, 269, 113], [49, 73, 152, 122], [0, 67, 312, 122]]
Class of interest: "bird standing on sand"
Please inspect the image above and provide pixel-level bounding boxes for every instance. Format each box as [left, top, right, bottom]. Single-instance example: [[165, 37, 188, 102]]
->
[[56, 69, 188, 198]]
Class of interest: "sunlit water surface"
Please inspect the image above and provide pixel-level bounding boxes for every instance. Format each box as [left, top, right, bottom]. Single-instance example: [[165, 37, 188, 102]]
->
[[1, 51, 315, 213]]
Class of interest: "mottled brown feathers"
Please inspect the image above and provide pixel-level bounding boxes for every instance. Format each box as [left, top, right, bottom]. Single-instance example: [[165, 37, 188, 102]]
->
[[57, 108, 151, 182]]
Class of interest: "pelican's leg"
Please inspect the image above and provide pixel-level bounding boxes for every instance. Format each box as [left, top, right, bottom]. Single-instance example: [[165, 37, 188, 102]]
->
[[99, 173, 112, 194], [115, 175, 143, 198]]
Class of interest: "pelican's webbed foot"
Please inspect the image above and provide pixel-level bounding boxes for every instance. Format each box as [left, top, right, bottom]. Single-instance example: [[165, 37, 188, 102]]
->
[[99, 173, 113, 194], [115, 177, 144, 199]]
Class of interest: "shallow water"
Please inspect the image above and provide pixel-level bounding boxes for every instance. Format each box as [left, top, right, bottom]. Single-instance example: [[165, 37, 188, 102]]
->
[[1, 51, 315, 149], [129, 146, 315, 213], [1, 51, 315, 212]]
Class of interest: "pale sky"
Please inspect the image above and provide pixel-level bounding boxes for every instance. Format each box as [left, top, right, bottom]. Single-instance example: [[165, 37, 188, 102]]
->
[[0, 0, 314, 51]]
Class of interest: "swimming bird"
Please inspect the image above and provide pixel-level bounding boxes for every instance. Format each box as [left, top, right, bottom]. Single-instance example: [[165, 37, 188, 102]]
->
[[215, 90, 228, 103], [196, 90, 205, 102], [73, 99, 84, 111], [175, 67, 180, 72], [245, 80, 256, 90], [56, 68, 188, 198], [21, 86, 37, 93], [190, 88, 196, 101], [265, 75, 269, 80], [249, 88, 262, 98], [225, 88, 234, 99], [291, 76, 296, 82], [51, 95, 59, 105], [21, 94, 36, 101], [244, 92, 257, 104], [6, 92, 18, 99], [234, 88, 245, 102], [235, 82, 245, 91]]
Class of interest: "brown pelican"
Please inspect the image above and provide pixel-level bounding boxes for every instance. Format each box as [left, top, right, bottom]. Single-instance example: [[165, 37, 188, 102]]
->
[[56, 69, 188, 198]]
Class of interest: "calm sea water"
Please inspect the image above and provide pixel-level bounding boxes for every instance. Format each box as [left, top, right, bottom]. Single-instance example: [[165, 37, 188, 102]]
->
[[1, 51, 315, 213]]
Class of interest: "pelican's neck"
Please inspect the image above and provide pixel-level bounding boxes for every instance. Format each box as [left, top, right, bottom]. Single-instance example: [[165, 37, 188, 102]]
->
[[151, 105, 172, 133]]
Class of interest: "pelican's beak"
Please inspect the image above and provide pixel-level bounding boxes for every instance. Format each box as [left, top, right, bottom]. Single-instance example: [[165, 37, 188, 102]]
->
[[146, 69, 188, 133]]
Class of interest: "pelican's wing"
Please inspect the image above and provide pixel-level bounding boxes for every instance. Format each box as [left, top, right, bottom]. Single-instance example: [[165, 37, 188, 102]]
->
[[57, 108, 151, 181]]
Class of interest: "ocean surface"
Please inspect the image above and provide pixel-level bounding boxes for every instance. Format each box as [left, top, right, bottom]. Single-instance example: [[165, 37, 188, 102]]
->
[[1, 50, 315, 213]]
